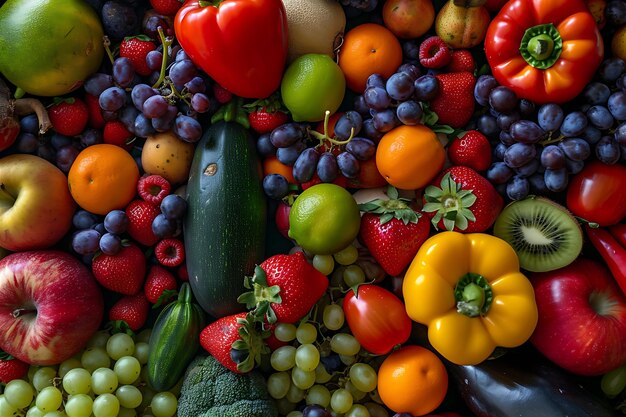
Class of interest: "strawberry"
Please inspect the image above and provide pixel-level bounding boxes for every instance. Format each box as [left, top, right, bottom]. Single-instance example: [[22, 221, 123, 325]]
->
[[149, 0, 183, 16], [0, 353, 29, 383], [237, 251, 329, 324], [144, 265, 178, 305], [447, 130, 492, 172], [108, 293, 150, 331], [125, 199, 160, 247], [48, 97, 89, 136], [154, 238, 185, 267], [445, 49, 476, 73], [85, 94, 105, 129], [199, 312, 268, 373], [430, 71, 476, 129], [248, 108, 289, 135], [358, 187, 431, 277], [119, 36, 157, 76], [137, 174, 171, 205], [92, 243, 147, 295], [103, 120, 134, 150], [418, 36, 452, 69], [422, 166, 504, 233]]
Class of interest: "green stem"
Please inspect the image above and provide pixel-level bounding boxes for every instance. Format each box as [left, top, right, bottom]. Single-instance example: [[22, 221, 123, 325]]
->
[[454, 273, 493, 317], [103, 36, 115, 65], [152, 27, 173, 89], [308, 110, 356, 148], [519, 24, 562, 69]]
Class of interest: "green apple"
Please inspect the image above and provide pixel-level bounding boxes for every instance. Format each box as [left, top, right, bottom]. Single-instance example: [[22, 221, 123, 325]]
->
[[0, 154, 76, 251]]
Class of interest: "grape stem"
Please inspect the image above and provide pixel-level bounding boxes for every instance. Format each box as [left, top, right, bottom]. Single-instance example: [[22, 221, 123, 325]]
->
[[152, 27, 174, 89], [103, 36, 115, 65], [308, 110, 355, 149]]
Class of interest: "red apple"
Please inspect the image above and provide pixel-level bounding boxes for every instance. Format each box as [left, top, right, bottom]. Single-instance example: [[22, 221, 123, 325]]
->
[[0, 250, 104, 365], [0, 153, 76, 251], [530, 258, 626, 376]]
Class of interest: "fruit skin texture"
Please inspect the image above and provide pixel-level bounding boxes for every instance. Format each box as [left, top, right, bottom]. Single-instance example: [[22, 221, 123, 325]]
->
[[435, 0, 491, 49], [0, 0, 104, 97], [91, 243, 147, 295], [0, 250, 104, 365], [141, 131, 195, 186], [445, 49, 476, 73], [144, 265, 178, 305], [248, 109, 289, 135], [447, 130, 492, 172], [48, 98, 89, 137], [125, 199, 160, 247], [530, 258, 626, 376], [430, 71, 476, 129], [120, 36, 157, 76], [199, 312, 248, 373], [0, 357, 29, 384], [383, 0, 435, 39], [423, 166, 504, 233], [419, 36, 452, 69], [0, 153, 76, 252], [108, 293, 150, 332]]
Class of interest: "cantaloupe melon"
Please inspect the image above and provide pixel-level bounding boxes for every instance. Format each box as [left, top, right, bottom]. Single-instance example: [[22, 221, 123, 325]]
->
[[281, 0, 346, 62]]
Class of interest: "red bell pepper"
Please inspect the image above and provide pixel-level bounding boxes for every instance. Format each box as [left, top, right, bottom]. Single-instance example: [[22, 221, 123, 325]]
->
[[585, 224, 626, 297], [484, 0, 604, 104], [174, 0, 288, 99]]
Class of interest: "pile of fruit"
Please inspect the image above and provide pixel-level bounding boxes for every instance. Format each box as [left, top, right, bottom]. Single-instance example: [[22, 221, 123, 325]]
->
[[1, 0, 626, 416]]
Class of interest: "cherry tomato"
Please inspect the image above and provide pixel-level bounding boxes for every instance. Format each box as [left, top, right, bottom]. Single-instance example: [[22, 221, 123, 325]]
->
[[342, 284, 411, 355], [566, 160, 626, 226]]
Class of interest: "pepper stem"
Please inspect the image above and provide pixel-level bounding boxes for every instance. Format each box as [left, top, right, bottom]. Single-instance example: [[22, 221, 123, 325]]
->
[[455, 273, 493, 317], [519, 24, 562, 69]]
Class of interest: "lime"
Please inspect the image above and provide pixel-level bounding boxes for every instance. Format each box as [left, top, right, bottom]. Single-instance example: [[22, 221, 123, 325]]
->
[[288, 183, 360, 255], [281, 53, 346, 122]]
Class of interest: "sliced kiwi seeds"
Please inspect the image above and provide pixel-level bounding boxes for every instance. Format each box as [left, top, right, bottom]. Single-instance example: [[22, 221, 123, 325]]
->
[[492, 196, 583, 273]]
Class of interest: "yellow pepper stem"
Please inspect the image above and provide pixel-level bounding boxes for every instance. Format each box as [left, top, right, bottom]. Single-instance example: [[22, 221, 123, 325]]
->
[[454, 273, 493, 317]]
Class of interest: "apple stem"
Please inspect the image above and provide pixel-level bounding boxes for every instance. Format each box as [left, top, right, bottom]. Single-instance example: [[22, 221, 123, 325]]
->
[[12, 307, 36, 318]]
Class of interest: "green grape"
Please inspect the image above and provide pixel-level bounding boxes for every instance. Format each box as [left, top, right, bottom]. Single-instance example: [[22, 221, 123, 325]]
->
[[343, 265, 365, 287], [63, 368, 92, 395], [368, 389, 384, 404], [333, 245, 358, 266], [135, 329, 152, 344], [285, 412, 303, 417], [91, 368, 119, 395], [0, 395, 18, 416], [330, 334, 360, 356], [285, 383, 306, 404], [349, 363, 377, 393], [35, 386, 63, 413], [25, 406, 46, 417], [275, 397, 297, 416], [150, 392, 177, 417], [267, 372, 291, 399], [274, 323, 297, 342], [270, 346, 296, 372], [306, 384, 331, 408], [27, 366, 38, 382], [314, 363, 332, 384], [64, 394, 93, 417], [92, 393, 119, 417], [344, 380, 366, 402], [43, 410, 66, 417], [86, 330, 110, 349], [346, 404, 371, 417], [296, 322, 317, 344], [81, 347, 111, 373], [364, 402, 388, 417], [322, 304, 345, 331], [291, 366, 316, 390], [133, 342, 150, 365], [106, 333, 135, 361], [113, 356, 141, 385], [312, 254, 335, 275], [32, 367, 57, 392], [117, 407, 137, 417], [330, 388, 354, 414], [295, 344, 320, 372], [4, 378, 35, 409], [58, 357, 82, 378], [115, 385, 143, 409], [137, 385, 155, 414], [340, 354, 357, 366]]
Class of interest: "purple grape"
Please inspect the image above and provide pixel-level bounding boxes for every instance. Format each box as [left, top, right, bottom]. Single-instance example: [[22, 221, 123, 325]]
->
[[606, 0, 626, 25], [582, 125, 602, 145], [414, 74, 440, 102], [131, 84, 157, 112], [262, 174, 289, 199], [615, 123, 626, 145], [608, 91, 626, 121], [353, 95, 370, 116], [509, 120, 545, 144], [185, 77, 207, 94], [169, 59, 197, 86], [119, 106, 140, 134], [73, 210, 100, 230], [112, 57, 135, 88], [256, 133, 276, 157], [146, 50, 163, 72], [99, 86, 127, 112], [317, 152, 339, 183], [506, 175, 530, 200], [363, 86, 391, 111], [599, 57, 626, 83], [559, 111, 588, 137], [504, 143, 537, 168], [293, 148, 320, 183], [582, 82, 611, 105], [56, 145, 80, 173], [496, 111, 521, 132], [19, 114, 39, 135], [366, 73, 386, 89], [515, 158, 540, 177], [99, 233, 122, 255], [559, 137, 591, 161], [190, 93, 211, 113], [174, 115, 202, 143], [489, 86, 518, 113], [175, 48, 189, 62], [85, 73, 114, 96], [540, 145, 566, 169], [372, 109, 398, 132], [396, 100, 423, 125], [397, 63, 421, 81], [134, 114, 156, 137], [334, 111, 363, 140], [345, 137, 376, 161], [337, 151, 360, 178], [72, 229, 101, 255], [544, 167, 569, 192], [51, 134, 73, 150], [499, 131, 516, 146], [476, 114, 499, 140], [537, 103, 564, 132], [276, 140, 306, 165], [493, 142, 508, 161], [143, 95, 170, 119], [302, 405, 331, 417], [361, 118, 384, 142], [386, 72, 415, 101], [160, 194, 188, 220], [92, 222, 106, 236], [518, 99, 536, 118], [14, 133, 39, 154], [474, 74, 499, 107], [152, 213, 178, 239], [565, 157, 585, 175], [104, 210, 129, 234], [528, 172, 548, 195], [596, 135, 621, 164], [270, 123, 305, 148], [486, 161, 514, 184]]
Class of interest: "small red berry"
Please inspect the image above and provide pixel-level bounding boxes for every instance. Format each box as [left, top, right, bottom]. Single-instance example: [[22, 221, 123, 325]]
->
[[108, 293, 150, 331], [154, 238, 185, 267], [419, 36, 452, 69], [177, 263, 189, 281], [213, 84, 233, 104], [48, 97, 89, 136], [103, 121, 134, 150], [447, 130, 492, 172], [0, 356, 30, 383], [144, 265, 178, 305], [137, 175, 171, 205]]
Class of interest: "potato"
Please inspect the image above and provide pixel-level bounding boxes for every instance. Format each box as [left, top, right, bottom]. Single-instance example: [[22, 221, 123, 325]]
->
[[141, 131, 195, 185]]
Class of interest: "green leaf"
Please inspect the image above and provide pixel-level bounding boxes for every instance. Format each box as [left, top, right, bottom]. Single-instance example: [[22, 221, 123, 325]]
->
[[422, 202, 442, 213], [237, 291, 257, 309], [379, 213, 394, 224], [455, 215, 469, 231], [386, 185, 399, 200], [443, 217, 456, 231], [253, 265, 268, 287], [232, 340, 249, 350], [432, 124, 454, 134]]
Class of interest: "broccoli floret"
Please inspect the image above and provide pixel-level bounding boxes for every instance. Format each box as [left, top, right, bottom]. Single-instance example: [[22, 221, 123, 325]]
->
[[177, 355, 278, 417]]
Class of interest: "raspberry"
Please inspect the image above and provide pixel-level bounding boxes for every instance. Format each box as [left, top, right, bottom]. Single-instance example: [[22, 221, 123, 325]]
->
[[419, 36, 452, 69], [155, 238, 185, 267], [213, 83, 233, 104], [137, 174, 171, 205]]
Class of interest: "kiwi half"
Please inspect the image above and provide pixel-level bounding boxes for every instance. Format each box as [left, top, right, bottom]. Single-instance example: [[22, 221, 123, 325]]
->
[[493, 196, 583, 273]]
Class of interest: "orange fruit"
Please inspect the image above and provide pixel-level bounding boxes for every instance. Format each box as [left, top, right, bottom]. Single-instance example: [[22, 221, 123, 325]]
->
[[383, 0, 435, 39], [375, 124, 445, 190], [378, 344, 448, 416], [263, 155, 296, 184], [337, 23, 403, 93], [68, 144, 140, 215], [611, 24, 626, 62]]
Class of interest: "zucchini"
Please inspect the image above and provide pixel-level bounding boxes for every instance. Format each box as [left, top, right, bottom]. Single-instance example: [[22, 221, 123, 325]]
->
[[146, 282, 205, 391], [183, 120, 267, 318]]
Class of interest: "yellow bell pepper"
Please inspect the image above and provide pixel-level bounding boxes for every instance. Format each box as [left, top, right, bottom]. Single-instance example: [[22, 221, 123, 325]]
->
[[402, 231, 538, 365]]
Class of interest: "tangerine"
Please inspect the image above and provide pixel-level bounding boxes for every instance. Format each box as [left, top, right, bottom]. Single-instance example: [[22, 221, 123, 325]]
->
[[68, 144, 140, 215], [263, 155, 296, 184], [337, 22, 403, 93], [375, 124, 446, 190], [377, 344, 448, 416]]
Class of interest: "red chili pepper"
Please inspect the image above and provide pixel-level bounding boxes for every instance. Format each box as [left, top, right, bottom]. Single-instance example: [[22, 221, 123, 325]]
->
[[609, 223, 626, 248], [585, 225, 626, 296]]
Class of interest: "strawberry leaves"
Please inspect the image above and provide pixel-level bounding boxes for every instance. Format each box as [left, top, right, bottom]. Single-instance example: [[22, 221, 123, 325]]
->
[[358, 186, 420, 225], [231, 313, 270, 373], [423, 172, 477, 231], [237, 265, 282, 324]]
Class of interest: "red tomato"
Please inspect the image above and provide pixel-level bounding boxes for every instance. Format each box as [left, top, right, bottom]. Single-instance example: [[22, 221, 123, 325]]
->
[[342, 284, 412, 355], [566, 160, 626, 226]]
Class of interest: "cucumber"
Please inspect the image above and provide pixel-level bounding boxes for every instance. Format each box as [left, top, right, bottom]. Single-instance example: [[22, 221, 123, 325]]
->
[[183, 120, 267, 318], [146, 282, 205, 391]]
